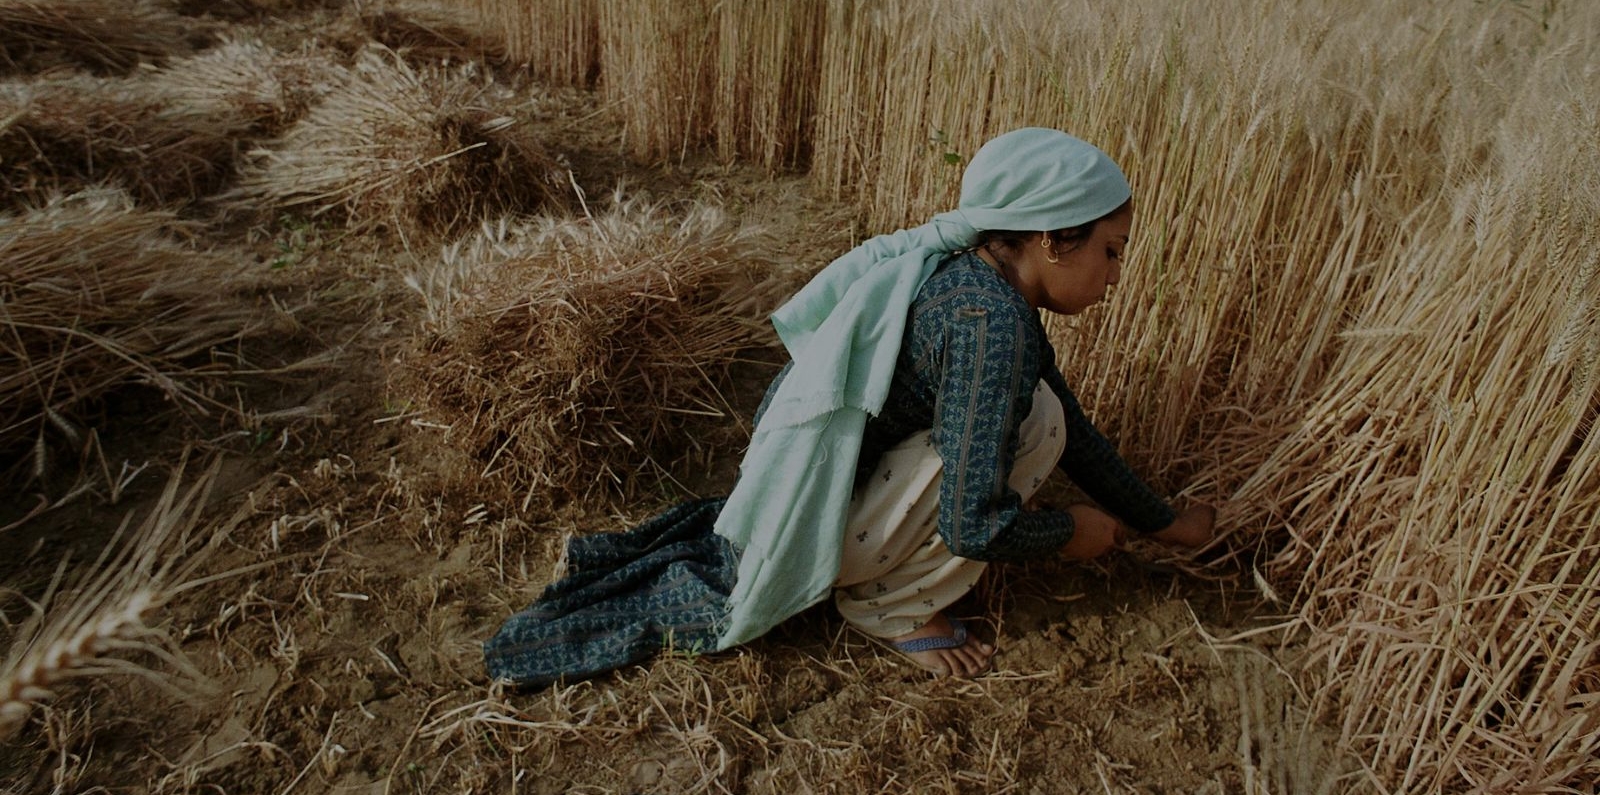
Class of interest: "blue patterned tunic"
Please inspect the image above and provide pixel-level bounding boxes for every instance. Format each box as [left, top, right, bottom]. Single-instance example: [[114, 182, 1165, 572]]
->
[[484, 250, 1174, 687], [760, 249, 1175, 559]]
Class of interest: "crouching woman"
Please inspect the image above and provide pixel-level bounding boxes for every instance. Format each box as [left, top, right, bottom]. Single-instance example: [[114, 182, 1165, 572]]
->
[[485, 128, 1215, 686]]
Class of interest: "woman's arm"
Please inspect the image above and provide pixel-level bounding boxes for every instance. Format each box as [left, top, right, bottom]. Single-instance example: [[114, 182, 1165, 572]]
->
[[1038, 363, 1177, 535], [929, 298, 1080, 562]]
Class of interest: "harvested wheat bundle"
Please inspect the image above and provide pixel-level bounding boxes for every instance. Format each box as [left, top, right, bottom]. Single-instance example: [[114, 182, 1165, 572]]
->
[[227, 47, 566, 241], [0, 190, 271, 484], [0, 457, 233, 737], [149, 37, 338, 138], [0, 74, 245, 210], [0, 0, 196, 76], [358, 2, 512, 71], [406, 195, 780, 511]]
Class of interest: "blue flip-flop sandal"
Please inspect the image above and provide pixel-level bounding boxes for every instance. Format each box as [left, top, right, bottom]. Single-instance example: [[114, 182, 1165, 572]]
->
[[878, 616, 990, 676], [889, 616, 970, 653]]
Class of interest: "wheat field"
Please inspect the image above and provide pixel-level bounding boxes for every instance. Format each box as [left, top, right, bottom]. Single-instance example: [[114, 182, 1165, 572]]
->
[[462, 0, 1600, 791], [2, 0, 1595, 791]]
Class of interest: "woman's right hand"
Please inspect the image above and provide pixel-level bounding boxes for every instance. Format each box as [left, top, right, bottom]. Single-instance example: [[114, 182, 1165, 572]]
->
[[1151, 505, 1217, 549], [1060, 504, 1124, 560]]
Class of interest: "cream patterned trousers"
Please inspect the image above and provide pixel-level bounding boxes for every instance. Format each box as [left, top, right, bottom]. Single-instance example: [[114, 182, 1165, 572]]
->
[[834, 381, 1066, 638]]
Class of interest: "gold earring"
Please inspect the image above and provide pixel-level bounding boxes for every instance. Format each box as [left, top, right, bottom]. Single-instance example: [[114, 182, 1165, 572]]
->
[[1040, 235, 1059, 264]]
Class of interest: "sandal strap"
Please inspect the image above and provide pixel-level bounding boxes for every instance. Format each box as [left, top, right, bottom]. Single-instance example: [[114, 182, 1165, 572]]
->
[[888, 617, 969, 653]]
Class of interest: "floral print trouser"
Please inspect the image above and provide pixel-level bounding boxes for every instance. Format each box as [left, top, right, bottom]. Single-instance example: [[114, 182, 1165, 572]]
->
[[834, 381, 1066, 638]]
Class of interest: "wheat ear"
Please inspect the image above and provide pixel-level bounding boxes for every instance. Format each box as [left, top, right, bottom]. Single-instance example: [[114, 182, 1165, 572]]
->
[[0, 455, 228, 736]]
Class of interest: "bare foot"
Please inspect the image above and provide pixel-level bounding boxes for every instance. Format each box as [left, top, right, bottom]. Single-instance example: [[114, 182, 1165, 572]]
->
[[884, 614, 995, 677]]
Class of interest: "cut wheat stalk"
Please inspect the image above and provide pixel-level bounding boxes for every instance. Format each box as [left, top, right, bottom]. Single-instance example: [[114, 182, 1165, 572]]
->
[[0, 72, 251, 209], [148, 36, 337, 139], [0, 455, 241, 736]]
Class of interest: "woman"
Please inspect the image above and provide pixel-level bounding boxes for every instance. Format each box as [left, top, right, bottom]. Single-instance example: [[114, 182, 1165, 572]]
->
[[485, 128, 1214, 685]]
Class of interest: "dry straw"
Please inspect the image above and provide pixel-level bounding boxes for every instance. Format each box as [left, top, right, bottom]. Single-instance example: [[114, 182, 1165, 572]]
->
[[467, 0, 1600, 790], [594, 2, 718, 163], [226, 46, 567, 242], [405, 194, 780, 511], [148, 37, 337, 138], [0, 74, 248, 210], [598, 0, 824, 168], [1, 37, 340, 210], [0, 0, 194, 76], [0, 190, 271, 484], [712, 0, 823, 170], [0, 456, 235, 736]]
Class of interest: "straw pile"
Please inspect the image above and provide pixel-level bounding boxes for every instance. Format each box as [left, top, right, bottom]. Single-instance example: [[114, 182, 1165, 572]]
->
[[148, 37, 336, 138], [0, 190, 269, 484], [0, 74, 246, 210], [466, 1, 1600, 791], [226, 47, 567, 241], [0, 0, 195, 76], [405, 196, 778, 511]]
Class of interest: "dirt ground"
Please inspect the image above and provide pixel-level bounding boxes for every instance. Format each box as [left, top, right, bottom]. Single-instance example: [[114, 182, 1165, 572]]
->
[[1, 3, 1355, 793]]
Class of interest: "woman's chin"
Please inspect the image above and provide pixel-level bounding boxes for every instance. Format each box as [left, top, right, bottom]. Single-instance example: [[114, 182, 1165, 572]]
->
[[1053, 297, 1101, 315]]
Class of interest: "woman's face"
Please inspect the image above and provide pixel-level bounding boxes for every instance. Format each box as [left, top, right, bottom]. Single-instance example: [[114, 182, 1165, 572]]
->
[[1026, 208, 1132, 315]]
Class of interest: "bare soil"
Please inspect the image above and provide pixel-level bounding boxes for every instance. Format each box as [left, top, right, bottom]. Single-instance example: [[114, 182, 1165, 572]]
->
[[0, 3, 1351, 793]]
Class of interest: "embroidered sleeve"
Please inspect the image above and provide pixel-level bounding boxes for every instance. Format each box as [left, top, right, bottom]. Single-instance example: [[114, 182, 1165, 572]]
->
[[1040, 364, 1176, 534], [931, 299, 1077, 562]]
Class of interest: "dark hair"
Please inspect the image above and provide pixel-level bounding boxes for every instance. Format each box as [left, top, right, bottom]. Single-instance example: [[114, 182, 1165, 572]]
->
[[972, 198, 1131, 256]]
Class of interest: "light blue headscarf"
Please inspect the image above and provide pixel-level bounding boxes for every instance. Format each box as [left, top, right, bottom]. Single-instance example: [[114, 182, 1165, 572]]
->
[[713, 128, 1131, 647]]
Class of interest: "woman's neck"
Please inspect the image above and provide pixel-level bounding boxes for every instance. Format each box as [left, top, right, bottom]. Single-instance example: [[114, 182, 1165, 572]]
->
[[972, 245, 1038, 309]]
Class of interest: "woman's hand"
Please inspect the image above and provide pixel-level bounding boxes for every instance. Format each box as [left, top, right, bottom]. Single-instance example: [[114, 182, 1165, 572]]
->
[[1151, 505, 1216, 549], [1060, 504, 1125, 560]]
